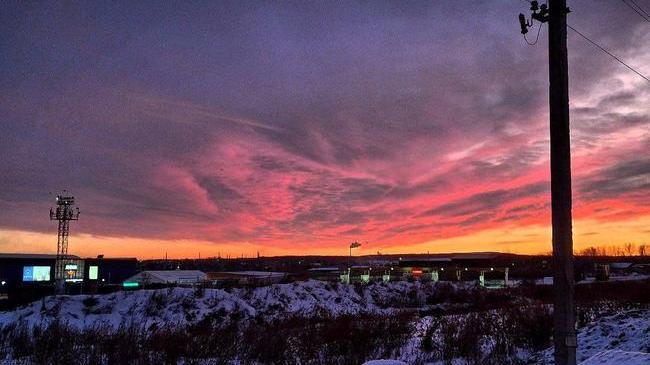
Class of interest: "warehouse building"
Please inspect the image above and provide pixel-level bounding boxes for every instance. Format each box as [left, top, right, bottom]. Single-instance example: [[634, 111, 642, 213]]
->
[[123, 270, 207, 286], [307, 267, 341, 282], [207, 271, 287, 286], [0, 253, 137, 288], [399, 252, 510, 287], [0, 253, 137, 305]]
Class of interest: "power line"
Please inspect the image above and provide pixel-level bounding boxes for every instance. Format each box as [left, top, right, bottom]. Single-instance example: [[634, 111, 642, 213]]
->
[[629, 0, 650, 17], [567, 24, 650, 83], [620, 0, 650, 21], [524, 22, 544, 45], [518, 1, 650, 82]]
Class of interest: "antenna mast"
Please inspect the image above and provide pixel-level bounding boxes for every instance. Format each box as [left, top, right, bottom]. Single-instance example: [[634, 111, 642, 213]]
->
[[49, 190, 80, 293]]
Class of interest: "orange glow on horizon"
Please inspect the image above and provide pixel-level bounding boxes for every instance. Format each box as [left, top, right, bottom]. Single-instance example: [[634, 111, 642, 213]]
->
[[2, 214, 648, 259]]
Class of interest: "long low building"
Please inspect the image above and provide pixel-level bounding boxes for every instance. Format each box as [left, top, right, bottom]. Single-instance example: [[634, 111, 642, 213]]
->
[[207, 271, 287, 285], [307, 267, 342, 281], [399, 252, 511, 286], [123, 270, 207, 286]]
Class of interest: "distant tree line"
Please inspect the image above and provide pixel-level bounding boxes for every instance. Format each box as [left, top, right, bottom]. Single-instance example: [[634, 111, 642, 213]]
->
[[577, 243, 647, 257]]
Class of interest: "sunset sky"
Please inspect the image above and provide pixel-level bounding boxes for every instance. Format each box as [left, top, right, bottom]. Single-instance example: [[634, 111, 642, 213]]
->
[[1, 1, 648, 259]]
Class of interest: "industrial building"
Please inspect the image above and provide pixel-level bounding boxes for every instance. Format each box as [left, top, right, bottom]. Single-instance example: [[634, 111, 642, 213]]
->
[[338, 265, 396, 284], [399, 252, 511, 287], [0, 253, 138, 305], [307, 267, 342, 281], [207, 271, 287, 285], [0, 253, 137, 288], [123, 270, 207, 286]]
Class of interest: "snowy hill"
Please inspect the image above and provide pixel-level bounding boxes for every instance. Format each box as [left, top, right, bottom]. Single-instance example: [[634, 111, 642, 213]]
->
[[2, 280, 648, 365], [0, 280, 471, 330], [534, 308, 650, 364], [580, 350, 650, 365]]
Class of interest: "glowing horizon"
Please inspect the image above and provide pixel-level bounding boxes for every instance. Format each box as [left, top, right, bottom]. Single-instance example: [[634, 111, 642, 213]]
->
[[2, 213, 649, 260]]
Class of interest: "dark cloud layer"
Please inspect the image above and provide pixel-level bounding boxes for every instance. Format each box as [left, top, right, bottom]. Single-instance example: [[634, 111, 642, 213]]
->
[[419, 182, 549, 218], [580, 159, 650, 198]]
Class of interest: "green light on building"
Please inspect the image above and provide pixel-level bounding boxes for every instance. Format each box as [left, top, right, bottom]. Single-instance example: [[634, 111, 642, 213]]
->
[[122, 281, 139, 288]]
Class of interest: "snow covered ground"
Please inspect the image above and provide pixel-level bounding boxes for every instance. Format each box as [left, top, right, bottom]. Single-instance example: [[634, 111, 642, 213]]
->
[[580, 350, 650, 365], [373, 306, 650, 364], [2, 280, 648, 364], [0, 280, 475, 330], [534, 308, 650, 364], [362, 361, 407, 365]]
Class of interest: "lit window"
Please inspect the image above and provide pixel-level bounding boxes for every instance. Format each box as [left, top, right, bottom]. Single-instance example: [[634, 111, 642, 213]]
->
[[89, 266, 99, 280]]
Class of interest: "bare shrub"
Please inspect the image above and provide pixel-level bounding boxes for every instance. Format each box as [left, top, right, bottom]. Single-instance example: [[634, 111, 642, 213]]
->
[[145, 291, 167, 317], [82, 296, 99, 308], [5, 323, 33, 360]]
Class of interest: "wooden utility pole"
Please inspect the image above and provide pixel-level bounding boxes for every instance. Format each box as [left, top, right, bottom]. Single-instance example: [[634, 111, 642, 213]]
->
[[548, 1, 576, 364], [519, 1, 576, 363]]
